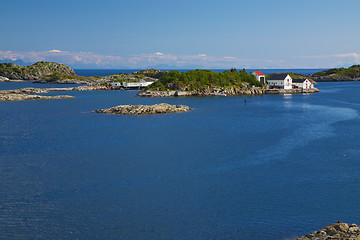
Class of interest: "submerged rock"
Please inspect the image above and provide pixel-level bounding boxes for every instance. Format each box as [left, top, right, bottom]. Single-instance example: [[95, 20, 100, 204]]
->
[[296, 223, 360, 240], [92, 103, 194, 115]]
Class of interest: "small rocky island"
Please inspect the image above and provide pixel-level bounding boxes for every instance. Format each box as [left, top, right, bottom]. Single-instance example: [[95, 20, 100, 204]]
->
[[296, 222, 360, 240], [0, 88, 74, 101], [92, 103, 193, 115]]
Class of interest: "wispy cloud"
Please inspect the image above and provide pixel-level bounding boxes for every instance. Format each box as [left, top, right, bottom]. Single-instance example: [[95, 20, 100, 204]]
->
[[300, 52, 360, 59], [3, 50, 354, 69], [0, 50, 124, 68], [297, 52, 360, 68]]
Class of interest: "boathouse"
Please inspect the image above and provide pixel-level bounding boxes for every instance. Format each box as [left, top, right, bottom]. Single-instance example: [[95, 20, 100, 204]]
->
[[111, 82, 122, 87], [267, 74, 292, 89], [252, 71, 266, 84], [292, 79, 314, 89]]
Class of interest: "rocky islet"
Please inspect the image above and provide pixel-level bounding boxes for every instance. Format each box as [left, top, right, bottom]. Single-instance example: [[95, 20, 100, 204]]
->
[[92, 103, 194, 115]]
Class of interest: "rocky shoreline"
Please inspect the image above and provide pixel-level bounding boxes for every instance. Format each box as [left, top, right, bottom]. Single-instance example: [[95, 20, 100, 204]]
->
[[296, 222, 360, 240], [136, 87, 319, 97], [92, 103, 194, 115]]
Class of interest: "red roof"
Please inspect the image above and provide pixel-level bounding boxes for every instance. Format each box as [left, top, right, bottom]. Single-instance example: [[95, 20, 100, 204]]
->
[[254, 71, 265, 76]]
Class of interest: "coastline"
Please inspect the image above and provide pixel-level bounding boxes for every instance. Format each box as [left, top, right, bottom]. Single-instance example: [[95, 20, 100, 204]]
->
[[136, 87, 319, 97]]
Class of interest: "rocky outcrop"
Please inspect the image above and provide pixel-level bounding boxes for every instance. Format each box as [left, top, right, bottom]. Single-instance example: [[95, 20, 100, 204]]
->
[[0, 62, 76, 80], [296, 223, 360, 240], [0, 87, 75, 101], [0, 93, 74, 101], [92, 103, 194, 115], [73, 85, 110, 91], [265, 88, 319, 94], [0, 88, 51, 94], [137, 87, 319, 97]]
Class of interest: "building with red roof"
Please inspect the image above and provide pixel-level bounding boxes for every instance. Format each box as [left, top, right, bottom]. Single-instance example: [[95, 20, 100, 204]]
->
[[252, 71, 265, 84]]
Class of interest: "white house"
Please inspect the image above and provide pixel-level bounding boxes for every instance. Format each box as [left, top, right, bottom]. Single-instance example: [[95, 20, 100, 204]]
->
[[252, 71, 266, 84], [292, 79, 314, 89], [267, 74, 292, 89]]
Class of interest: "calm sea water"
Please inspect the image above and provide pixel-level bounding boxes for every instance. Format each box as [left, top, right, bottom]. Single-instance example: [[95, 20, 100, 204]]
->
[[0, 71, 359, 240]]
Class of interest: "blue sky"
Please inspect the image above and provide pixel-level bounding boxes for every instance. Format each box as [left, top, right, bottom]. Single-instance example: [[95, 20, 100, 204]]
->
[[1, 0, 359, 69]]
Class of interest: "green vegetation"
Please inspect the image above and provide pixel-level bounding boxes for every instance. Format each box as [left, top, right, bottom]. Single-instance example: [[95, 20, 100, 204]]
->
[[134, 69, 168, 79], [147, 69, 262, 91], [313, 65, 360, 78], [0, 63, 28, 74], [42, 72, 102, 81], [107, 73, 138, 82]]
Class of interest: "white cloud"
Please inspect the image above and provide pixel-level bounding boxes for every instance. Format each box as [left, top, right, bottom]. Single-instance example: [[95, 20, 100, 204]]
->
[[154, 52, 164, 56], [48, 49, 62, 53], [198, 54, 207, 57]]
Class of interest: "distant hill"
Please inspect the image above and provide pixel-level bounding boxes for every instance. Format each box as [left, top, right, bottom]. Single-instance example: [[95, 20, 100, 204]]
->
[[0, 61, 76, 80], [311, 65, 360, 81]]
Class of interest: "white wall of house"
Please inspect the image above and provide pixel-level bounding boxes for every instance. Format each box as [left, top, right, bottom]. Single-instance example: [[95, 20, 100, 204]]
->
[[267, 74, 292, 89], [293, 79, 314, 89], [303, 79, 313, 89], [283, 75, 292, 89]]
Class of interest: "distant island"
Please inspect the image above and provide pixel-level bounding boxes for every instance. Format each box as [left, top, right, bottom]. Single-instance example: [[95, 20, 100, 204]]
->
[[311, 65, 360, 82]]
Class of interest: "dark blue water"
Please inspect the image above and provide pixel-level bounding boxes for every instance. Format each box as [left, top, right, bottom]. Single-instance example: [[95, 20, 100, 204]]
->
[[74, 69, 325, 77], [0, 80, 359, 239]]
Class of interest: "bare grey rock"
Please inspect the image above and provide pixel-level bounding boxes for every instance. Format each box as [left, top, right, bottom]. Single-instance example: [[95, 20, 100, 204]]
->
[[92, 103, 194, 115], [0, 93, 74, 101], [295, 223, 360, 240]]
